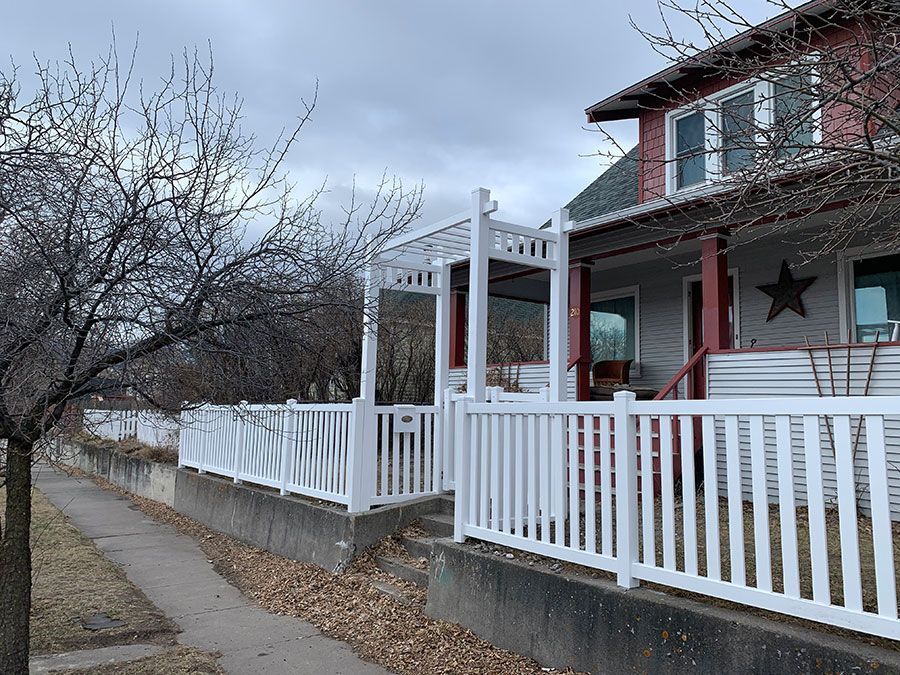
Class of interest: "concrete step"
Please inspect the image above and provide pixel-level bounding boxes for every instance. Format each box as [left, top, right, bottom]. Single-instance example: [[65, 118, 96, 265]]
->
[[375, 555, 429, 588], [418, 512, 454, 538], [370, 578, 417, 605], [434, 494, 455, 516], [401, 536, 436, 560]]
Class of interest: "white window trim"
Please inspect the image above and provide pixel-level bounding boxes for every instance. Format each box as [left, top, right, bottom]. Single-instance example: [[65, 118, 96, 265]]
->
[[838, 246, 900, 342], [664, 68, 822, 196], [590, 284, 641, 378]]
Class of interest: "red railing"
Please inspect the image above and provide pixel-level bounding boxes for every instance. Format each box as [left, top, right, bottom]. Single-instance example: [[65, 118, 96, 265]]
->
[[653, 346, 709, 400]]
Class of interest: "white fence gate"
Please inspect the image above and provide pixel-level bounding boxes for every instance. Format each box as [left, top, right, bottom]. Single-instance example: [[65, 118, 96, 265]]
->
[[455, 392, 900, 641]]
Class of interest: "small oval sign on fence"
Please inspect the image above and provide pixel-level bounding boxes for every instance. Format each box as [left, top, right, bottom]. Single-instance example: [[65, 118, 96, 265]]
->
[[401, 415, 414, 423]]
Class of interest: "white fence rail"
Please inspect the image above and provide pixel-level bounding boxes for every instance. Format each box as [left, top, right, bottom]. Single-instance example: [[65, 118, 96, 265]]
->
[[455, 393, 900, 640], [177, 399, 443, 510], [179, 400, 360, 506], [83, 409, 179, 448]]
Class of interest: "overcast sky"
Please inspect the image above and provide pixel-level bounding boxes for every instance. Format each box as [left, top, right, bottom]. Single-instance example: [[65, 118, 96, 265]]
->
[[3, 1, 781, 229]]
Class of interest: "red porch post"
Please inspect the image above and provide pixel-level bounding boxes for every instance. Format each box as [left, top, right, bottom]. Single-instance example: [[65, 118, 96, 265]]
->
[[569, 263, 592, 401], [700, 232, 730, 351], [449, 290, 466, 367]]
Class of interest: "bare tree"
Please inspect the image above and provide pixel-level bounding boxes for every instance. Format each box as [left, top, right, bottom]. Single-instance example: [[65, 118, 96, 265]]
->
[[595, 0, 899, 260], [0, 45, 420, 671]]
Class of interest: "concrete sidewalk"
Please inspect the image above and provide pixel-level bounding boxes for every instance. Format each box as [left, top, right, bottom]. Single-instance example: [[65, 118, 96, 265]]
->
[[33, 466, 392, 675]]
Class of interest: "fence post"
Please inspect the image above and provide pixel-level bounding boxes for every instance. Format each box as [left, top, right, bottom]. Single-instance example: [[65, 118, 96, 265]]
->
[[233, 401, 248, 484], [198, 407, 208, 475], [177, 403, 188, 469], [453, 396, 473, 543], [347, 397, 371, 513], [442, 388, 454, 491], [614, 390, 639, 589], [279, 400, 298, 496]]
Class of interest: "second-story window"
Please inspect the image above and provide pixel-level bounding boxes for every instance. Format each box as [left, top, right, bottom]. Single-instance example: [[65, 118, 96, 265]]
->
[[675, 111, 706, 189], [721, 90, 756, 174], [773, 75, 816, 157], [665, 70, 819, 194]]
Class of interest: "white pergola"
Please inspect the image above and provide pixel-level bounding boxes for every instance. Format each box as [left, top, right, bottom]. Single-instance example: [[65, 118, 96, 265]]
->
[[359, 187, 573, 407]]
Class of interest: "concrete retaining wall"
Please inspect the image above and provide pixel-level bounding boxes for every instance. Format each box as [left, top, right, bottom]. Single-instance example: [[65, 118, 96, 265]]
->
[[61, 439, 442, 572], [426, 541, 900, 674], [59, 440, 177, 507], [173, 469, 439, 571]]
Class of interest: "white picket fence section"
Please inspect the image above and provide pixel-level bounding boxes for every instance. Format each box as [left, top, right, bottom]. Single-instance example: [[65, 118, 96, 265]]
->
[[83, 408, 179, 448], [454, 392, 900, 640], [178, 398, 443, 510]]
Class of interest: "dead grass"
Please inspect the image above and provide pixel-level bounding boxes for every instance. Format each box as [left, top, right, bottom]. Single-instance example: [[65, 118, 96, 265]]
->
[[0, 488, 179, 655], [57, 646, 223, 674], [465, 488, 900, 653], [69, 431, 178, 464], [85, 475, 579, 675]]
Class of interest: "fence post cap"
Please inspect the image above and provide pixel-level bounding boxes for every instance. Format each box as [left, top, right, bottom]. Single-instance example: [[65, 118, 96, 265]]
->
[[285, 398, 298, 405], [613, 390, 637, 401], [239, 400, 249, 405]]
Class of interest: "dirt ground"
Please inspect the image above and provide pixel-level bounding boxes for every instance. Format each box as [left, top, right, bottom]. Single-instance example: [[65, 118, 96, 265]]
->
[[0, 488, 179, 656], [58, 646, 224, 674], [84, 474, 579, 675]]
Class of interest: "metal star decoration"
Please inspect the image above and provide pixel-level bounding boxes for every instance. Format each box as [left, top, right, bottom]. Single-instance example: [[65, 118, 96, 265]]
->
[[756, 260, 817, 322]]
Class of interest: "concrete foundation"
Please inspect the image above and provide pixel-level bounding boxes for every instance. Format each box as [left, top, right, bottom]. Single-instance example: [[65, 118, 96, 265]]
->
[[58, 439, 178, 507], [173, 469, 440, 571], [425, 540, 900, 674]]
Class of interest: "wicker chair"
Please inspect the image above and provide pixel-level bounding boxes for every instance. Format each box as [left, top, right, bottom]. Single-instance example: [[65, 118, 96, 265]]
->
[[591, 359, 633, 386]]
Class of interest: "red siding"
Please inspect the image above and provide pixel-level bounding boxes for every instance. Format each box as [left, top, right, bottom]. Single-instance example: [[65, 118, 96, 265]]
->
[[635, 20, 884, 203]]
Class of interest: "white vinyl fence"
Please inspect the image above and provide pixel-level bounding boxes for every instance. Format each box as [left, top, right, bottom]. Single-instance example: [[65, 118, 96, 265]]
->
[[83, 409, 179, 448], [455, 392, 900, 640], [178, 399, 443, 510]]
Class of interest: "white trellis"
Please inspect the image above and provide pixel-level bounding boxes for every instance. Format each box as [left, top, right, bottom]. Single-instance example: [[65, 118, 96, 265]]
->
[[357, 187, 573, 506]]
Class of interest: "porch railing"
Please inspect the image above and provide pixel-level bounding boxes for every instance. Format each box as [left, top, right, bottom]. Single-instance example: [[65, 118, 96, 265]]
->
[[454, 392, 900, 640]]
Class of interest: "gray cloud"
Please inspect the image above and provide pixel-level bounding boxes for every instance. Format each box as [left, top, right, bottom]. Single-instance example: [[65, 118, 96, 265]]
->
[[3, 1, 778, 230]]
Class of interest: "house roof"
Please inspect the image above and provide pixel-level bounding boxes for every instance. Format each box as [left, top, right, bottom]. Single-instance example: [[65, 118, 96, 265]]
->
[[564, 146, 640, 223], [585, 0, 833, 122]]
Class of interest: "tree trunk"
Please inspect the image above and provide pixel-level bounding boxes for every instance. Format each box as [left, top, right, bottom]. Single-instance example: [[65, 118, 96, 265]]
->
[[0, 437, 33, 674]]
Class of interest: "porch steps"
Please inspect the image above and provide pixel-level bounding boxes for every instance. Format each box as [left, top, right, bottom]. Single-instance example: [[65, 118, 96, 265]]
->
[[418, 512, 454, 538], [401, 536, 436, 559], [374, 555, 430, 588]]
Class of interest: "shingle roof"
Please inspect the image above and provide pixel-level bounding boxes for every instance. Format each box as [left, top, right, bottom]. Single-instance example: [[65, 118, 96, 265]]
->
[[564, 146, 639, 223]]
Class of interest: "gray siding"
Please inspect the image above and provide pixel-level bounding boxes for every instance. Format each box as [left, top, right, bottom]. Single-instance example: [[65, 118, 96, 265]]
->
[[448, 364, 576, 400], [708, 346, 900, 518]]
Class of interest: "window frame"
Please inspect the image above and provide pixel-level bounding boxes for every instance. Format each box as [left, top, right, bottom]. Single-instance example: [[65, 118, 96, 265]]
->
[[838, 246, 900, 343], [589, 284, 641, 378], [664, 68, 822, 196]]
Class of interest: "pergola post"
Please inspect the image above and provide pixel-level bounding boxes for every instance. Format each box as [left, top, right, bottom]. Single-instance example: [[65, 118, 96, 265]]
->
[[548, 208, 571, 403], [434, 261, 451, 404], [359, 262, 380, 404], [466, 188, 491, 402], [548, 208, 571, 542], [351, 259, 380, 512]]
